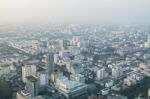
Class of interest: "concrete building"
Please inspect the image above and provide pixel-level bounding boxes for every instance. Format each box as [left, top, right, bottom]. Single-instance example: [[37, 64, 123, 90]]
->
[[148, 88, 150, 99], [97, 67, 106, 80], [112, 66, 123, 79], [25, 76, 38, 98], [144, 34, 150, 48], [59, 39, 64, 51], [16, 90, 32, 99], [37, 71, 48, 93], [101, 88, 110, 95], [59, 39, 68, 50], [38, 71, 48, 86], [70, 74, 85, 83], [55, 77, 87, 99], [22, 64, 36, 83], [46, 52, 55, 76], [54, 54, 59, 64]]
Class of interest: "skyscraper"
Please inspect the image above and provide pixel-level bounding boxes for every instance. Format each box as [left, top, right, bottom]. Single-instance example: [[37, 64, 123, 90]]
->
[[45, 52, 55, 76], [25, 76, 38, 98]]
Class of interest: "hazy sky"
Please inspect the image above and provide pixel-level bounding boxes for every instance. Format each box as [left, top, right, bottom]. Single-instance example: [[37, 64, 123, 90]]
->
[[0, 0, 150, 24]]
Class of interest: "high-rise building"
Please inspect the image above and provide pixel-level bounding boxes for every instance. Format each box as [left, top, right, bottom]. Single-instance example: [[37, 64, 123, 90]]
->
[[72, 36, 79, 46], [37, 71, 48, 93], [54, 54, 59, 64], [59, 39, 68, 50], [63, 39, 68, 49], [45, 52, 55, 76], [38, 71, 48, 86], [144, 34, 150, 48], [148, 35, 150, 43], [22, 64, 36, 83], [59, 39, 64, 50], [25, 76, 38, 98], [111, 66, 123, 79], [97, 67, 106, 80]]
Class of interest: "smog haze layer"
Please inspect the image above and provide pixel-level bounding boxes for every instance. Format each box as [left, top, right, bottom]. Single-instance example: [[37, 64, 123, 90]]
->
[[0, 0, 150, 25]]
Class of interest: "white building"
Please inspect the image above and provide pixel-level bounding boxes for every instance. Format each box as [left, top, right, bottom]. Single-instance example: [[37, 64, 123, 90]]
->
[[70, 74, 85, 83], [97, 67, 106, 80], [105, 80, 114, 88], [144, 34, 150, 48], [112, 66, 123, 79], [22, 64, 36, 83], [55, 77, 87, 98], [54, 54, 59, 64], [38, 71, 48, 86], [101, 88, 110, 95]]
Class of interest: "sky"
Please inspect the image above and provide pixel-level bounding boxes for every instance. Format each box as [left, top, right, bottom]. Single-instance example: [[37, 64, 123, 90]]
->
[[0, 0, 150, 24]]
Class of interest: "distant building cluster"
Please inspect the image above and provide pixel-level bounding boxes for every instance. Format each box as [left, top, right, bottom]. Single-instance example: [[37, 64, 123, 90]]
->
[[0, 24, 150, 99]]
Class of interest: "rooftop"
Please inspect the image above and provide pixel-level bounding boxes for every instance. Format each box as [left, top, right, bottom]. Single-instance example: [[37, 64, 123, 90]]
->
[[56, 77, 86, 90], [26, 75, 38, 82]]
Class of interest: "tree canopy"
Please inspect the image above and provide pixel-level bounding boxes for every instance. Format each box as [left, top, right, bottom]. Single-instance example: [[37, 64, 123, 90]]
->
[[0, 80, 12, 99]]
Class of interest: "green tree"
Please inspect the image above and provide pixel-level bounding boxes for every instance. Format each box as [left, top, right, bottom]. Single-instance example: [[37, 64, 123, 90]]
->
[[0, 80, 12, 99]]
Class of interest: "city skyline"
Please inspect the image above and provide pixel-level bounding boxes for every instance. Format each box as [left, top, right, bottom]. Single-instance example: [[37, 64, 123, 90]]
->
[[1, 1, 150, 99]]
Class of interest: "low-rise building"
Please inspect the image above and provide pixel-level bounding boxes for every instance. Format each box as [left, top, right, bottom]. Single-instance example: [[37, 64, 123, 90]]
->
[[16, 90, 32, 99], [55, 77, 87, 98]]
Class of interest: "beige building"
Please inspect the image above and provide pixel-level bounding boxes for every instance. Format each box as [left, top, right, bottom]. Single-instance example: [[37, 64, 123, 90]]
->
[[16, 90, 32, 99], [22, 64, 36, 83]]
